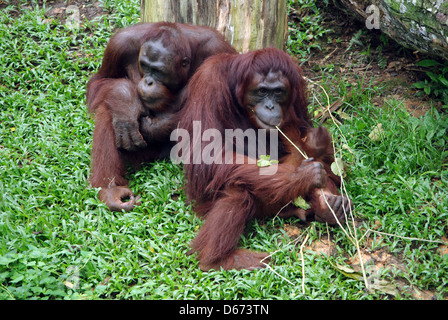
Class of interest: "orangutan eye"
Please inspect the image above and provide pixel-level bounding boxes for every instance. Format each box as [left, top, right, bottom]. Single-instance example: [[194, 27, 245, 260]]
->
[[181, 57, 190, 68], [257, 88, 268, 96], [274, 88, 284, 96]]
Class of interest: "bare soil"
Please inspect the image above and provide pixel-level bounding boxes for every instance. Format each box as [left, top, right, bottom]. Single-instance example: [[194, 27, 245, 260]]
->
[[0, 0, 105, 21]]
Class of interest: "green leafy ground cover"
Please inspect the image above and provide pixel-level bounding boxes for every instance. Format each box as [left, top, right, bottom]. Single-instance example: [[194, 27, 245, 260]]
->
[[0, 0, 447, 300]]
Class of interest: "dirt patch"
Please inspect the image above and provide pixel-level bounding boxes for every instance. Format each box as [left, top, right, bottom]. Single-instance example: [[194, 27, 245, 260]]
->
[[1, 0, 106, 22], [44, 0, 105, 22], [283, 223, 303, 239], [281, 224, 438, 299]]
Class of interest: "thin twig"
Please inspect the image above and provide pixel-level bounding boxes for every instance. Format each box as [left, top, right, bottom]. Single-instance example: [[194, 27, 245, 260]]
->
[[280, 78, 370, 289], [261, 262, 295, 286], [261, 229, 310, 286], [305, 77, 335, 123], [261, 227, 307, 263], [276, 125, 309, 159], [273, 200, 293, 219], [276, 110, 369, 288], [320, 189, 355, 245], [300, 233, 310, 294], [331, 141, 355, 239], [311, 79, 369, 289], [361, 229, 448, 245], [305, 76, 349, 144]]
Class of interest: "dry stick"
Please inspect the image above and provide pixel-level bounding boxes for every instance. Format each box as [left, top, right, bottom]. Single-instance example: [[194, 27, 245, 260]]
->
[[300, 233, 310, 294], [260, 228, 310, 286], [276, 124, 353, 241], [306, 77, 370, 289], [276, 125, 368, 290], [318, 188, 370, 290], [258, 77, 439, 292], [264, 78, 364, 289], [320, 189, 369, 289], [288, 77, 447, 291], [331, 140, 355, 238], [333, 165, 370, 290], [360, 228, 448, 245], [320, 192, 355, 244], [261, 226, 311, 263], [276, 125, 309, 159], [273, 200, 293, 220], [261, 262, 295, 286], [305, 76, 349, 145], [278, 80, 371, 290]]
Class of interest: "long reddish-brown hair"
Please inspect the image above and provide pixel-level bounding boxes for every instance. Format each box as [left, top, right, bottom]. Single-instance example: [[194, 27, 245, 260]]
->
[[178, 48, 310, 134], [176, 48, 312, 212]]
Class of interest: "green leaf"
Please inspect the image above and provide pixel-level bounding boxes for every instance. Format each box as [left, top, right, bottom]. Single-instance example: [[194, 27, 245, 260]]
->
[[293, 196, 311, 210], [331, 158, 346, 177], [426, 71, 438, 83], [416, 59, 440, 67], [412, 81, 426, 89], [438, 75, 448, 87], [10, 273, 24, 284], [257, 155, 279, 167], [0, 256, 15, 266]]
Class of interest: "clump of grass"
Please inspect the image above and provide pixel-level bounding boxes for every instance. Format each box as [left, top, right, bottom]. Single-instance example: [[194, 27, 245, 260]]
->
[[287, 0, 331, 59], [413, 59, 448, 106]]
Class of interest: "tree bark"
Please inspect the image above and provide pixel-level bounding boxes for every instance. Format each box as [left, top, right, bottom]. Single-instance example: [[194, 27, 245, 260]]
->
[[140, 0, 288, 53], [334, 0, 448, 61]]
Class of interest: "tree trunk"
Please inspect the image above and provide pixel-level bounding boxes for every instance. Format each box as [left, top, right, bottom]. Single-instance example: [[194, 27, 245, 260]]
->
[[140, 0, 288, 53], [334, 0, 448, 61]]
